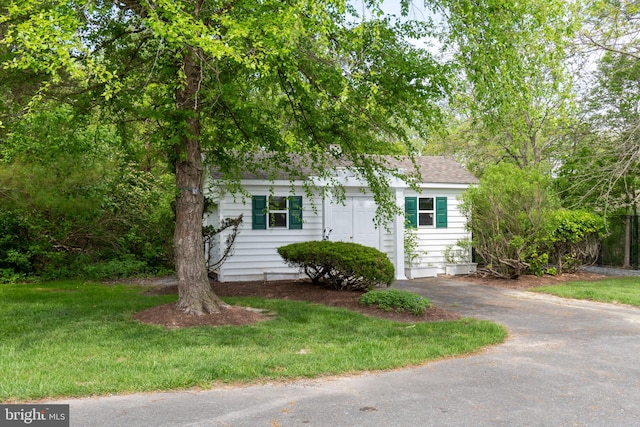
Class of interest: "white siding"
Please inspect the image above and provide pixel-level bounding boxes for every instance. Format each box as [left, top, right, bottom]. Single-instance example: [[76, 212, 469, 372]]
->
[[210, 183, 323, 282], [404, 187, 471, 274], [205, 181, 472, 281]]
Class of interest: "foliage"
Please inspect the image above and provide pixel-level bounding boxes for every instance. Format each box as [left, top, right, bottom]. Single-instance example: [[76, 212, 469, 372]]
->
[[463, 163, 607, 277], [74, 257, 151, 281], [427, 0, 576, 172], [0, 280, 507, 401], [0, 268, 26, 284], [444, 239, 472, 264], [0, 106, 175, 282], [404, 227, 428, 267], [278, 241, 394, 291], [579, 0, 640, 61], [0, 2, 454, 214], [557, 51, 640, 218], [542, 210, 605, 273], [0, 0, 581, 311], [461, 163, 559, 278], [359, 289, 431, 315], [553, 46, 640, 268]]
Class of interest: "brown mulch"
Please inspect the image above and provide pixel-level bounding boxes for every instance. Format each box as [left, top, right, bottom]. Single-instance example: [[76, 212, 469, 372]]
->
[[135, 279, 459, 328], [459, 271, 609, 289], [133, 271, 609, 329]]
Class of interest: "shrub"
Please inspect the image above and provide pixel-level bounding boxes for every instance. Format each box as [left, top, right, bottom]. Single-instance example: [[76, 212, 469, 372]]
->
[[543, 209, 604, 273], [461, 163, 559, 278], [0, 268, 27, 284], [78, 257, 150, 280], [278, 241, 394, 291], [444, 238, 472, 264], [0, 110, 176, 280], [359, 289, 431, 315]]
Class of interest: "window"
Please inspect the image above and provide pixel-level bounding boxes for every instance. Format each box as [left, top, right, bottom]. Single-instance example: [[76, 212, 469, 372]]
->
[[268, 196, 288, 228], [418, 197, 434, 227], [252, 195, 303, 230], [405, 196, 447, 229]]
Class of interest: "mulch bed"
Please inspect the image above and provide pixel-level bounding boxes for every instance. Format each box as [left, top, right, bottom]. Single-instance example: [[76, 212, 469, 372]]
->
[[459, 271, 610, 289], [136, 279, 459, 328]]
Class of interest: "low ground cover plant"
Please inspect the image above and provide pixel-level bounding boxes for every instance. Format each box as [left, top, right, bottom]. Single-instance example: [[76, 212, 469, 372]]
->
[[360, 289, 432, 315], [0, 280, 506, 401], [278, 241, 394, 291]]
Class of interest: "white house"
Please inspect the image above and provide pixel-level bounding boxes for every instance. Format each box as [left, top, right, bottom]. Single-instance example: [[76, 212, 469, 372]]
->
[[204, 156, 478, 282]]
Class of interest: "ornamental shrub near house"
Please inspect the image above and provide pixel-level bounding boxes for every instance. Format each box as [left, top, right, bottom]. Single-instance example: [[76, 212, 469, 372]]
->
[[278, 241, 394, 291]]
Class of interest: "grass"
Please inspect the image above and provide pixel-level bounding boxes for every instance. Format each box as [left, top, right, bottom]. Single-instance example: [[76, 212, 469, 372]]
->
[[359, 288, 431, 315], [0, 281, 506, 402], [531, 276, 640, 306]]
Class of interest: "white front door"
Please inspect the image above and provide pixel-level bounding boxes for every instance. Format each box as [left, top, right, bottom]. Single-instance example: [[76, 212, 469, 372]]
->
[[329, 197, 379, 249]]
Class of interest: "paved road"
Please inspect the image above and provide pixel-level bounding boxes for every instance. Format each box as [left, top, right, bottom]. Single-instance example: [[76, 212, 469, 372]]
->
[[55, 278, 640, 426]]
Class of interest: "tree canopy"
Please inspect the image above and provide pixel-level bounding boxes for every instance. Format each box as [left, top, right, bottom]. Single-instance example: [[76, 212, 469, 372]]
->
[[1, 0, 579, 310], [423, 0, 576, 174]]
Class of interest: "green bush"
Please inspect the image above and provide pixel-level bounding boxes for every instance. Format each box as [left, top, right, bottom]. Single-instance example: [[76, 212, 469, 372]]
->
[[0, 268, 27, 284], [461, 163, 558, 278], [0, 106, 175, 282], [359, 289, 431, 315], [543, 209, 604, 273], [277, 241, 394, 291]]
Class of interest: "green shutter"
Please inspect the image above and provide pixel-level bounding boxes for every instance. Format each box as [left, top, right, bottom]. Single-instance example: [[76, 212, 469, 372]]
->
[[252, 196, 267, 230], [405, 197, 417, 228], [435, 197, 447, 228], [288, 196, 303, 229]]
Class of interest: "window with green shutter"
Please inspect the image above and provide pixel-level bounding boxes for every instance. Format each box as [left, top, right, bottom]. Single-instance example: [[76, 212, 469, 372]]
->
[[406, 196, 447, 228], [252, 195, 303, 230], [268, 196, 288, 227]]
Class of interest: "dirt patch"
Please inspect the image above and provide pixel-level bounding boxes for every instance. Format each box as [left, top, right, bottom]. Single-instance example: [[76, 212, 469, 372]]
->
[[457, 271, 609, 289], [134, 304, 273, 329], [137, 279, 459, 328]]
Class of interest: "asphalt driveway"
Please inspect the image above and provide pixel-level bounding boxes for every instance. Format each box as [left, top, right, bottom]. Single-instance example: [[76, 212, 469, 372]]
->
[[57, 278, 640, 426]]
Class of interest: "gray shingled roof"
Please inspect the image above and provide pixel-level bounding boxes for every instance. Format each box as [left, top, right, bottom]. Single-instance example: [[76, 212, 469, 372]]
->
[[390, 156, 479, 184], [212, 154, 477, 185]]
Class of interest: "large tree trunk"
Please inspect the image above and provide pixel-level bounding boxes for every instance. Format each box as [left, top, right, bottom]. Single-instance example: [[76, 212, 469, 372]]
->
[[174, 45, 226, 315]]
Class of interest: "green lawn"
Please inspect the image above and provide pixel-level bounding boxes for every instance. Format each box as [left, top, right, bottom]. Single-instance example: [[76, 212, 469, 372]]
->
[[531, 276, 640, 306], [0, 281, 506, 402]]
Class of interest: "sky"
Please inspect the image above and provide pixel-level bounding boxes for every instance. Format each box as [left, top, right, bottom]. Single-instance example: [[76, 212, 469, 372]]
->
[[351, 0, 431, 22], [351, 0, 442, 52]]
